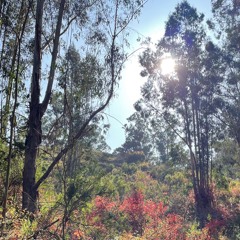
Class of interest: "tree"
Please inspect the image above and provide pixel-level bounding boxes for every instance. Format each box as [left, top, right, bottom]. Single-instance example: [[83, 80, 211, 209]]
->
[[116, 111, 153, 158], [0, 0, 31, 220], [45, 45, 110, 176], [118, 106, 186, 165], [0, 0, 30, 139], [210, 0, 240, 146], [139, 1, 223, 226], [0, 0, 145, 214], [21, 0, 145, 213]]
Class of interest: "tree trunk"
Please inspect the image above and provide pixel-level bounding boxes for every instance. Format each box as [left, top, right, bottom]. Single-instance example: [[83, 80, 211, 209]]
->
[[195, 187, 212, 228], [184, 97, 213, 227], [22, 112, 41, 212], [22, 0, 44, 212]]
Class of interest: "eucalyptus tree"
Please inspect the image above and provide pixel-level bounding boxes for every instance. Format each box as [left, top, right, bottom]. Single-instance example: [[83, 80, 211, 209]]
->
[[0, 0, 33, 219], [43, 45, 111, 236], [44, 45, 110, 176], [118, 106, 182, 164], [139, 1, 224, 226], [0, 0, 31, 139], [117, 111, 154, 157], [210, 0, 240, 146], [19, 0, 145, 213]]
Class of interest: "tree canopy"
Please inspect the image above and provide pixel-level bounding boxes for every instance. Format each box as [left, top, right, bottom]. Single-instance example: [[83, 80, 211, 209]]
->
[[0, 0, 239, 239]]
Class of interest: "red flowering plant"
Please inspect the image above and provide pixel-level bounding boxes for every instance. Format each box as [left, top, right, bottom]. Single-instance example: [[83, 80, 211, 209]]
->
[[119, 190, 146, 236], [86, 195, 129, 238], [87, 196, 116, 231], [119, 189, 185, 238], [143, 200, 168, 228], [87, 189, 186, 239]]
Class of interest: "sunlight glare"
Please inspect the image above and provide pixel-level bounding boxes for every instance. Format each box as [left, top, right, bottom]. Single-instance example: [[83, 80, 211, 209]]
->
[[160, 57, 175, 75]]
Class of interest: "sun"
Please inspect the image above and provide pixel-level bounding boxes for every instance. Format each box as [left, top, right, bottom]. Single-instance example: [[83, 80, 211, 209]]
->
[[160, 57, 175, 75]]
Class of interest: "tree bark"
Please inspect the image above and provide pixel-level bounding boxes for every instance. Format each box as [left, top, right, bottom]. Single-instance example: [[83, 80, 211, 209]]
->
[[22, 0, 44, 212]]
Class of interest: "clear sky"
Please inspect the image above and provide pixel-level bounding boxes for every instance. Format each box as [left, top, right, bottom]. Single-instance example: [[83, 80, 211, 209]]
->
[[105, 0, 212, 151]]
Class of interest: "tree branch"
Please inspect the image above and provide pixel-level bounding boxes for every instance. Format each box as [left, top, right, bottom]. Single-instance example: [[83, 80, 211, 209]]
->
[[40, 0, 66, 117], [34, 29, 118, 191]]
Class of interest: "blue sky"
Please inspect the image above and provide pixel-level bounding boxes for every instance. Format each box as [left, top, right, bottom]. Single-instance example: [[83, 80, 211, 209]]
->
[[105, 0, 212, 151]]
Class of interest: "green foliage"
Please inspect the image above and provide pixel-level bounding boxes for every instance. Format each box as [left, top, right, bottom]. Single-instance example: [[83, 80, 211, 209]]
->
[[122, 162, 138, 174], [0, 206, 38, 239], [126, 151, 145, 163], [138, 0, 233, 226], [0, 142, 8, 186], [1, 1, 240, 239], [102, 168, 131, 199], [214, 139, 240, 179]]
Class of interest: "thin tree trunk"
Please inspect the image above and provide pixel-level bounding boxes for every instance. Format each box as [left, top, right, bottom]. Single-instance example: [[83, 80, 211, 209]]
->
[[2, 47, 19, 219], [196, 115, 213, 228], [1, 38, 18, 138], [183, 100, 198, 197], [2, 0, 30, 217]]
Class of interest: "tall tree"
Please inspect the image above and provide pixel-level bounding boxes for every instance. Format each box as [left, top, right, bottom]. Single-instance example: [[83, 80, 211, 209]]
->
[[21, 0, 144, 213], [118, 106, 181, 164], [45, 45, 110, 176], [139, 1, 223, 226], [117, 111, 154, 157], [0, 0, 32, 220]]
